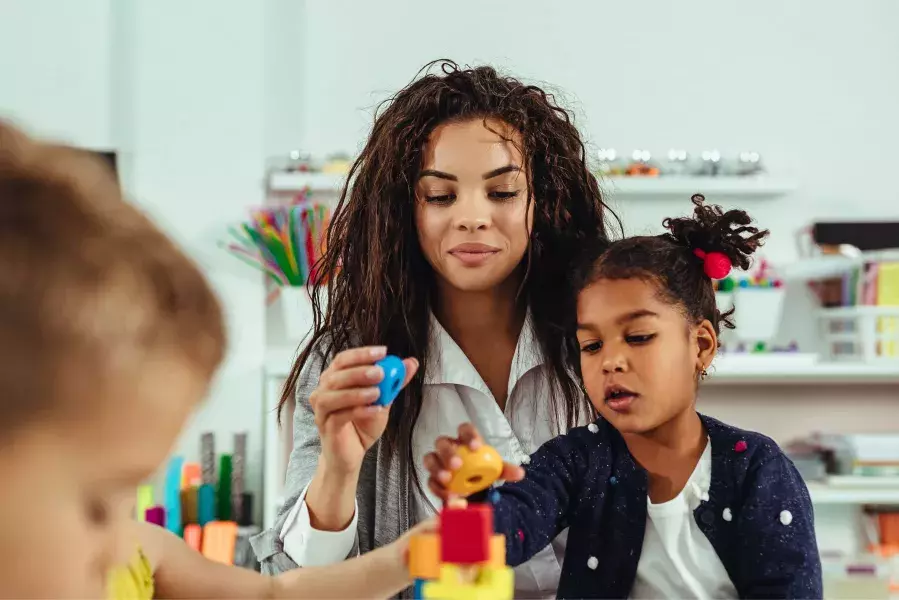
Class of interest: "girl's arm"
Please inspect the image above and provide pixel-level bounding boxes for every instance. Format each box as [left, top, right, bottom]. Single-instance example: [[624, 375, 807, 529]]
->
[[735, 454, 823, 599], [138, 519, 435, 599], [426, 424, 591, 567], [491, 434, 591, 565]]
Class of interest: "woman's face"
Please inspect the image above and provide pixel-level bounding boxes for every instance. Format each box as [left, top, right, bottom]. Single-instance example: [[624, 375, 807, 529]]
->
[[415, 118, 533, 293]]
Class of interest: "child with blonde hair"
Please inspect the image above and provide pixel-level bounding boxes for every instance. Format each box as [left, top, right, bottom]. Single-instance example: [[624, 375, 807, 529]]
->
[[0, 121, 429, 599]]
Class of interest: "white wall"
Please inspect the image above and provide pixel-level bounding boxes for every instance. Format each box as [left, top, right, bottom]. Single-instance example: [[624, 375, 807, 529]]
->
[[0, 0, 114, 148], [120, 0, 268, 521], [299, 0, 899, 260], [1, 0, 272, 523]]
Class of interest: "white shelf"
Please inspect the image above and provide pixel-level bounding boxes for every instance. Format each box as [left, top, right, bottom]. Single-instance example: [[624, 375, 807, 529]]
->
[[601, 175, 797, 198], [264, 345, 899, 385], [269, 171, 347, 193], [808, 477, 899, 505], [706, 355, 899, 385], [782, 249, 899, 281], [268, 172, 797, 199]]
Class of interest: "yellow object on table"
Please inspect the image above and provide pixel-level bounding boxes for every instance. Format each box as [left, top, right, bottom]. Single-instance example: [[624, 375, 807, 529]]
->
[[107, 547, 154, 600], [422, 564, 514, 600]]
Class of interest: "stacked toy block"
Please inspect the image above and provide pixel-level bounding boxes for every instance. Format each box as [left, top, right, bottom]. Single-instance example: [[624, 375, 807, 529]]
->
[[408, 445, 514, 599]]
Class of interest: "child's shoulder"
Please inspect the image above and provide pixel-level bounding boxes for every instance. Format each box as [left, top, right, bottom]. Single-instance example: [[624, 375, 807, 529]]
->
[[699, 413, 792, 470], [545, 417, 620, 456]]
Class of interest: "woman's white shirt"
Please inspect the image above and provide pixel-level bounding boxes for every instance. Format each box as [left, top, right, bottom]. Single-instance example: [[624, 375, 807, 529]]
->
[[281, 313, 574, 598]]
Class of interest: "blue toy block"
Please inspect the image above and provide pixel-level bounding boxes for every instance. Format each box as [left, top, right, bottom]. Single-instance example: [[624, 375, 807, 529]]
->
[[198, 483, 216, 526], [164, 456, 184, 535], [412, 578, 427, 600], [373, 355, 405, 406]]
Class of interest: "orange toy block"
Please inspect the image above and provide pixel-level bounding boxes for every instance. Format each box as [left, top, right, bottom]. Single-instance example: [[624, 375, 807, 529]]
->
[[408, 533, 441, 579], [440, 504, 493, 564], [183, 523, 202, 552], [201, 521, 237, 565], [447, 445, 504, 497], [181, 462, 202, 488], [487, 534, 506, 568]]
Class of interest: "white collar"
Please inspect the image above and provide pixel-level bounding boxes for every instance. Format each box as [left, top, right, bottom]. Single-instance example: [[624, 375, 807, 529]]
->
[[423, 310, 545, 397]]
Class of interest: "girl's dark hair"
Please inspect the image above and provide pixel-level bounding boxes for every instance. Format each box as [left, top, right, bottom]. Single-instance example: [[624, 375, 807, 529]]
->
[[571, 193, 769, 341], [279, 61, 617, 477]]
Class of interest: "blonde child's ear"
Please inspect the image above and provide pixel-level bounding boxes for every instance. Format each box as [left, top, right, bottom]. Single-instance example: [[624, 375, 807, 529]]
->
[[694, 319, 718, 375]]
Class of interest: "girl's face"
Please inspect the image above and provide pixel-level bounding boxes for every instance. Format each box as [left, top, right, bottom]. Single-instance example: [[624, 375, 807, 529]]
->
[[0, 358, 201, 598], [575, 277, 717, 435], [415, 118, 534, 294]]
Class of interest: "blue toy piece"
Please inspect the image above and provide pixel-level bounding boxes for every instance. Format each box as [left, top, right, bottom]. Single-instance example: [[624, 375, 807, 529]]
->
[[373, 355, 406, 407], [164, 456, 184, 535], [412, 578, 427, 600]]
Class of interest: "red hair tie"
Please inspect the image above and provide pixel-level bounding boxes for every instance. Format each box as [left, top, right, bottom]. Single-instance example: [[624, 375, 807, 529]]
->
[[693, 248, 732, 280]]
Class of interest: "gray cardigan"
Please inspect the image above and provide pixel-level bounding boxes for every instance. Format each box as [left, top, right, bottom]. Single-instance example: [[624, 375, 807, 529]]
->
[[250, 343, 416, 595]]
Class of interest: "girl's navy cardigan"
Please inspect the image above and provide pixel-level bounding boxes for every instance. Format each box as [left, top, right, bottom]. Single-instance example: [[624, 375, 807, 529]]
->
[[492, 414, 823, 599]]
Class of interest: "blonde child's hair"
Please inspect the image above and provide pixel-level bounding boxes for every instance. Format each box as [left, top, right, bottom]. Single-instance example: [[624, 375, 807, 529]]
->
[[0, 121, 226, 435]]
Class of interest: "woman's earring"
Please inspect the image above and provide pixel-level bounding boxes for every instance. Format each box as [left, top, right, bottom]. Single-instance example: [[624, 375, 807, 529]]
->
[[699, 367, 709, 381]]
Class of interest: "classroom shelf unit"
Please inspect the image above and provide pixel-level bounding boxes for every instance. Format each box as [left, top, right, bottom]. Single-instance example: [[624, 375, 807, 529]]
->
[[264, 348, 898, 386], [267, 171, 798, 199], [808, 477, 899, 505], [600, 175, 798, 198]]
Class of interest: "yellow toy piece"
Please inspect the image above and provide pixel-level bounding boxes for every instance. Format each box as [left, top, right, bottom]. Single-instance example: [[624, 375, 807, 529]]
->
[[408, 533, 441, 580], [487, 534, 505, 568], [446, 445, 504, 496], [422, 564, 514, 600]]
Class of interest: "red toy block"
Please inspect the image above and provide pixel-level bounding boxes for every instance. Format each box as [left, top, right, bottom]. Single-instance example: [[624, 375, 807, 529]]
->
[[440, 504, 494, 564]]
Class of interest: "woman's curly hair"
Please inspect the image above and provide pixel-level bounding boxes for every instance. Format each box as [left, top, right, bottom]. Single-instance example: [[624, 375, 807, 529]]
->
[[571, 193, 769, 339], [279, 60, 618, 477]]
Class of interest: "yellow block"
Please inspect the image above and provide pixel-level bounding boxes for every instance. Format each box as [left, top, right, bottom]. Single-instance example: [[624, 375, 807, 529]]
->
[[488, 534, 505, 568], [422, 564, 514, 600], [408, 533, 441, 580], [447, 445, 504, 496]]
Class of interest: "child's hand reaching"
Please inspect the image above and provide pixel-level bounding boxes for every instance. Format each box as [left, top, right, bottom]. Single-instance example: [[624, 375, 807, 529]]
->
[[423, 423, 526, 504]]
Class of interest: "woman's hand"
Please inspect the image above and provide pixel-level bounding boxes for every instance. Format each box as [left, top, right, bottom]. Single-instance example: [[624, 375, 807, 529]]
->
[[310, 346, 418, 476], [423, 423, 525, 504]]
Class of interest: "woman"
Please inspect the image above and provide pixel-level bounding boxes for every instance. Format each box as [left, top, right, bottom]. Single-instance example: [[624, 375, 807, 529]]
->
[[251, 60, 617, 598]]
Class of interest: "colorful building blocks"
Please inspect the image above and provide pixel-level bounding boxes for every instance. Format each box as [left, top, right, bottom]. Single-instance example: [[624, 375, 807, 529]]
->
[[408, 442, 514, 599]]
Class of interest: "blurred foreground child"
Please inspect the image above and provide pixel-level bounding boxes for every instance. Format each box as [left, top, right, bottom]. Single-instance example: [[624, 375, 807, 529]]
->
[[0, 122, 428, 599]]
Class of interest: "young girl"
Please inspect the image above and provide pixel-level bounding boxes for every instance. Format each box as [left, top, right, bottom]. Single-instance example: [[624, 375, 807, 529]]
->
[[0, 121, 430, 599], [424, 195, 823, 599]]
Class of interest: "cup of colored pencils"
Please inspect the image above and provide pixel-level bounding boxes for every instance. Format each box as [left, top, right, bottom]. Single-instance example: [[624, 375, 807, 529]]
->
[[221, 188, 331, 289]]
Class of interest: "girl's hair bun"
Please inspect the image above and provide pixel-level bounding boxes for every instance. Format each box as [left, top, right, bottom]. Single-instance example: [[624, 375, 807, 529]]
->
[[663, 193, 769, 274]]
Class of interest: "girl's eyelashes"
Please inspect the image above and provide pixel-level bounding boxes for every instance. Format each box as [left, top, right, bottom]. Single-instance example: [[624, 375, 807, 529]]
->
[[580, 340, 602, 354], [580, 333, 655, 353], [626, 333, 657, 345]]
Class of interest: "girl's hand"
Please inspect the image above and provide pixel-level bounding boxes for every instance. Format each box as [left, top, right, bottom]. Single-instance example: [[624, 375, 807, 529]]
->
[[423, 423, 525, 503], [310, 346, 418, 476]]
